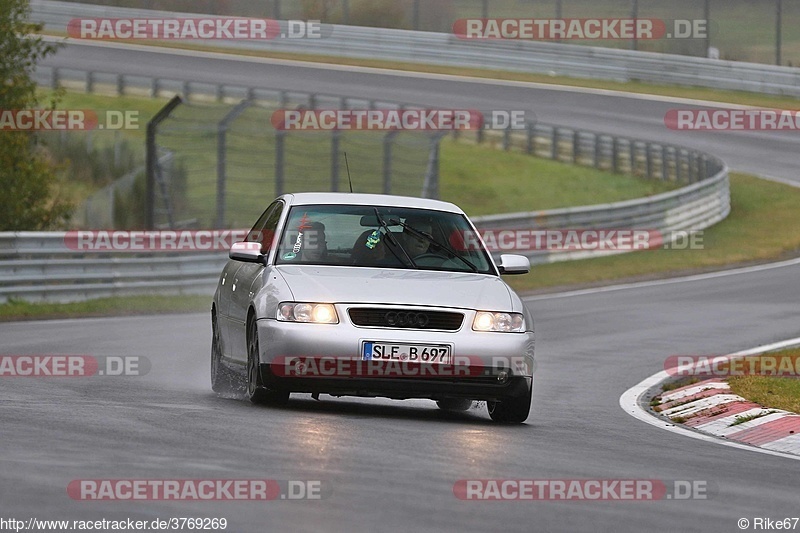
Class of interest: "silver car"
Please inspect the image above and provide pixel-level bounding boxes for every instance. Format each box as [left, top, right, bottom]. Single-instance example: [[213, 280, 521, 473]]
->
[[211, 193, 535, 423]]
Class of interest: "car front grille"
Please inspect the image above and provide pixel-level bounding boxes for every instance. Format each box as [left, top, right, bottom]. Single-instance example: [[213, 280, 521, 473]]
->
[[348, 308, 464, 331]]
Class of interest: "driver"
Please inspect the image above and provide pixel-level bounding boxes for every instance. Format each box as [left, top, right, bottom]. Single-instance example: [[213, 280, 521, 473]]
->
[[400, 217, 432, 257]]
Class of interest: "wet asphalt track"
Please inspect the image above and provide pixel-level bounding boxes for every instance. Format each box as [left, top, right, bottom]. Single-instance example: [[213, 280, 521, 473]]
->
[[2, 40, 798, 532]]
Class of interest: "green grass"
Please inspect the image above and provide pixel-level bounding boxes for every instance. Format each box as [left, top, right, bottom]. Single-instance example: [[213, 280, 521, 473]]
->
[[729, 411, 777, 427], [0, 295, 211, 322], [440, 138, 677, 215], [505, 172, 800, 293], [728, 348, 800, 415]]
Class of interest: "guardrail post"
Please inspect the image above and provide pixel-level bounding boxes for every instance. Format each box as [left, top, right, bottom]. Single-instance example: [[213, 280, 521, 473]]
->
[[183, 81, 191, 101], [382, 131, 397, 194], [146, 95, 183, 230], [422, 133, 442, 199], [551, 128, 558, 160], [412, 0, 420, 30], [645, 143, 653, 178], [51, 67, 59, 90], [273, 0, 281, 19], [216, 85, 225, 103], [116, 74, 124, 96], [331, 130, 341, 192], [342, 0, 350, 24], [689, 152, 697, 182], [661, 145, 668, 180], [151, 78, 159, 98], [593, 135, 600, 168], [572, 131, 579, 164], [275, 131, 285, 196], [526, 122, 534, 155], [629, 141, 636, 174], [676, 149, 683, 182], [503, 127, 511, 151], [85, 71, 94, 93], [611, 137, 619, 173]]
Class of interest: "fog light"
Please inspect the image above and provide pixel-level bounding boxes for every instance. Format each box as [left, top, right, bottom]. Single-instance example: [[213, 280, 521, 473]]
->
[[497, 370, 509, 383]]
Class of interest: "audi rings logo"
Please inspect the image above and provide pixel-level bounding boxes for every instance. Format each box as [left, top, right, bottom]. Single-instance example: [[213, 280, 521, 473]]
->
[[385, 311, 430, 328]]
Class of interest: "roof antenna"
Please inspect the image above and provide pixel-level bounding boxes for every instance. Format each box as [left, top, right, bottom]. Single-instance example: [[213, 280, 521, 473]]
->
[[344, 152, 354, 193]]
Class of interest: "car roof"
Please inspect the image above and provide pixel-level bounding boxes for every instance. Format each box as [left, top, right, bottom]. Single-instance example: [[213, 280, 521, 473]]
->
[[280, 192, 463, 214]]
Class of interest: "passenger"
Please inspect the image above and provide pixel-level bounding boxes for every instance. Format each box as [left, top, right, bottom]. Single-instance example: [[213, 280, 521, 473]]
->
[[300, 221, 327, 262]]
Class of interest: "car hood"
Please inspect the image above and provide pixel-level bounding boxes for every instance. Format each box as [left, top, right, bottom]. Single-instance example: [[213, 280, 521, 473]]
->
[[276, 265, 513, 310]]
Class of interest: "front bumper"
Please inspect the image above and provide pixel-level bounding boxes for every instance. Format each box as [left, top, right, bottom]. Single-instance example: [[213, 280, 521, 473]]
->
[[255, 304, 535, 401]]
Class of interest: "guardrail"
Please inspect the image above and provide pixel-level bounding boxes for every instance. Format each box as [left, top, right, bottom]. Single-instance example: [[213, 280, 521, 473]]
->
[[0, 156, 727, 303], [30, 0, 800, 97]]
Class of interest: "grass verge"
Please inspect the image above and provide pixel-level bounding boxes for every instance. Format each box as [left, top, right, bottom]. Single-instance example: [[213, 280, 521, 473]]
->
[[0, 295, 211, 322], [728, 348, 800, 415]]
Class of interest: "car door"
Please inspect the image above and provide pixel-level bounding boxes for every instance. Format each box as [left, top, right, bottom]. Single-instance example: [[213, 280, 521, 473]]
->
[[228, 200, 285, 361]]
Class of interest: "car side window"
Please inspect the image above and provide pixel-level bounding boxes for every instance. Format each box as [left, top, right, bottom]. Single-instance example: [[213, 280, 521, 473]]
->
[[246, 200, 284, 254]]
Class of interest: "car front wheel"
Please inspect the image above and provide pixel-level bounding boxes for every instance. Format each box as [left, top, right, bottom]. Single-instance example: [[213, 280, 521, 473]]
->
[[246, 315, 289, 406], [211, 311, 238, 395], [487, 384, 532, 424]]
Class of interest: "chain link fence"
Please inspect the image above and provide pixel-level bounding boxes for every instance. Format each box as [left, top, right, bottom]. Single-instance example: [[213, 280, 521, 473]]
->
[[147, 90, 440, 229], [54, 0, 799, 65]]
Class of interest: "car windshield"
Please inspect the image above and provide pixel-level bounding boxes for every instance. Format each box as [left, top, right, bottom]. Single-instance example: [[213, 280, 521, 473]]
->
[[275, 204, 495, 274]]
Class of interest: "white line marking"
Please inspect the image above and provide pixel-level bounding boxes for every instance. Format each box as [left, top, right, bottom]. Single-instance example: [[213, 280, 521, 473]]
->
[[619, 336, 800, 462]]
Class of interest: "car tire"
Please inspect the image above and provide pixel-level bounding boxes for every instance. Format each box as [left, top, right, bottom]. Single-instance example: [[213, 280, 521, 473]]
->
[[211, 311, 238, 395], [487, 385, 532, 424], [246, 315, 289, 406], [436, 399, 473, 412]]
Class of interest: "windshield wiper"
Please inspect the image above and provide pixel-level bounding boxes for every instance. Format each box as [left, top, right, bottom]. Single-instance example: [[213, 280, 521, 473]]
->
[[389, 218, 479, 273], [374, 208, 417, 268]]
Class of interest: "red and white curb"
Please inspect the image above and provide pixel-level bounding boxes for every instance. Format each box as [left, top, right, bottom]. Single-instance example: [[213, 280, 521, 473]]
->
[[620, 337, 800, 462], [654, 379, 800, 454]]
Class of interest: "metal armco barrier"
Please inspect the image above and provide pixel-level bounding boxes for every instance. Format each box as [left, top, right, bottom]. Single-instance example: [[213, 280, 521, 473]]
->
[[30, 0, 800, 97], [0, 157, 728, 303]]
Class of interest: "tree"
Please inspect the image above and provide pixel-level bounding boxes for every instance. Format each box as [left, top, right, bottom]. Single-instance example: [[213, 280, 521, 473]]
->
[[0, 0, 71, 230]]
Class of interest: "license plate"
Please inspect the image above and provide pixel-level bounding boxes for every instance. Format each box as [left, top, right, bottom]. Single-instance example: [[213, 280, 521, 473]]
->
[[363, 342, 452, 364]]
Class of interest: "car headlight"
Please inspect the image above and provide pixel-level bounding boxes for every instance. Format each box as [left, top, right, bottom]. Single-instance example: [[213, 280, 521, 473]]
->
[[278, 302, 339, 324], [472, 311, 525, 332]]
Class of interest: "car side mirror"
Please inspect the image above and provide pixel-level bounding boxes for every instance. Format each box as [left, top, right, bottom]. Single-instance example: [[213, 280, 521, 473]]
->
[[497, 254, 530, 275], [229, 242, 264, 264]]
